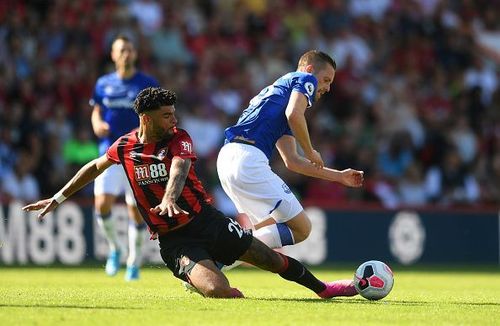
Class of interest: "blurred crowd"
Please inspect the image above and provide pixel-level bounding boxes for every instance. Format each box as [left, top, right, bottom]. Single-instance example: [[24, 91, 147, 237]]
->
[[0, 0, 499, 211]]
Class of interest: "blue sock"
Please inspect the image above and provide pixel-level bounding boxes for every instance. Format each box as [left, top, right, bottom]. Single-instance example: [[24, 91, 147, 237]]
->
[[276, 223, 294, 246]]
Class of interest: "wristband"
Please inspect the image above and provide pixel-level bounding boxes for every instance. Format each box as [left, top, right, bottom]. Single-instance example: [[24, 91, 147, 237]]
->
[[53, 191, 67, 204]]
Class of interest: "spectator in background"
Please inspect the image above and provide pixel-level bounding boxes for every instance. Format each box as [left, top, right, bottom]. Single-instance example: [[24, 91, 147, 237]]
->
[[246, 47, 292, 92], [35, 133, 68, 198], [377, 131, 414, 180], [45, 105, 73, 144], [398, 162, 428, 206], [448, 114, 478, 165], [1, 149, 40, 203], [326, 26, 373, 74], [63, 125, 99, 168], [348, 0, 392, 22], [425, 147, 480, 205], [478, 152, 500, 204], [374, 80, 425, 149], [463, 55, 498, 105], [0, 0, 498, 209], [150, 12, 193, 66], [210, 79, 244, 117], [0, 129, 15, 185], [128, 0, 163, 36]]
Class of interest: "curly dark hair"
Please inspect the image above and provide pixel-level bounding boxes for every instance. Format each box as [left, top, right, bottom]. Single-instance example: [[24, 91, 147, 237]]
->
[[134, 87, 177, 114]]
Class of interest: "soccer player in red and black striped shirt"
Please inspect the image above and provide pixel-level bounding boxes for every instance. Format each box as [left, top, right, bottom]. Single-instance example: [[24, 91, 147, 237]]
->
[[23, 87, 358, 299], [107, 113, 209, 236]]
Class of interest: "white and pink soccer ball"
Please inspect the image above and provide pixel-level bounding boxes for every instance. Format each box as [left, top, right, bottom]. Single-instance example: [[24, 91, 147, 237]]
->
[[353, 260, 394, 300]]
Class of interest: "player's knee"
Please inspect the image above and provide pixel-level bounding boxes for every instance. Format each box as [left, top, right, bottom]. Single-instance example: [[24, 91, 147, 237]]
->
[[291, 221, 311, 244], [128, 207, 144, 224], [95, 195, 114, 213], [200, 284, 219, 297]]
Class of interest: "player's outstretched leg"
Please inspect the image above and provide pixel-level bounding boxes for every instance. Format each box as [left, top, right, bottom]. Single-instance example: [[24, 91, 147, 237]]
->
[[276, 254, 357, 298], [239, 237, 358, 299]]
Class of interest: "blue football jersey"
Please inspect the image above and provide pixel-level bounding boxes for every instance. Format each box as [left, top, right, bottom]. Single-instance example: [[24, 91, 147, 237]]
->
[[90, 71, 160, 154], [224, 72, 318, 159]]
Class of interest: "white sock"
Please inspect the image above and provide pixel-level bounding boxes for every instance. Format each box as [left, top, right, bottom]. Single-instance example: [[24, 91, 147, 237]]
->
[[96, 212, 119, 252], [253, 224, 284, 249], [221, 226, 281, 272], [126, 222, 146, 267]]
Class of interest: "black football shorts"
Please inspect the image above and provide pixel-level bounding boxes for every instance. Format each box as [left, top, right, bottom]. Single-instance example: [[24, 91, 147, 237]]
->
[[158, 205, 253, 282]]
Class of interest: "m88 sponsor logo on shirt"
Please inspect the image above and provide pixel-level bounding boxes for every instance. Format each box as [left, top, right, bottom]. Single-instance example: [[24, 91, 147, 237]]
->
[[134, 163, 168, 185]]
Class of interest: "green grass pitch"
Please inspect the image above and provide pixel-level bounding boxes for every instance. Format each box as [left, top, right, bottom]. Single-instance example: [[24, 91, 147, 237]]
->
[[0, 265, 499, 325]]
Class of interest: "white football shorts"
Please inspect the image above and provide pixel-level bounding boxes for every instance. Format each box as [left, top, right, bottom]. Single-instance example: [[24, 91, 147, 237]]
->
[[217, 142, 303, 224], [94, 163, 136, 206]]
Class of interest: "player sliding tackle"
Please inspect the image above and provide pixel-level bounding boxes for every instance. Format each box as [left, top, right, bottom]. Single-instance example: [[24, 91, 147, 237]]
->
[[23, 87, 358, 298]]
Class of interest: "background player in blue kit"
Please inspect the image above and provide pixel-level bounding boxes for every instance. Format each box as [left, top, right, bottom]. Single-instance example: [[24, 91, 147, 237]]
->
[[90, 35, 159, 281], [217, 50, 364, 278]]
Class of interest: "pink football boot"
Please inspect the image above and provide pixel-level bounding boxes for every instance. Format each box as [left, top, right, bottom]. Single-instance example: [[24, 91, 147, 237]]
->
[[317, 279, 358, 298]]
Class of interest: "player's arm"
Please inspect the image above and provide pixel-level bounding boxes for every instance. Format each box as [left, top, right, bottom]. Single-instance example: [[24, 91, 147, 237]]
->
[[285, 91, 323, 168], [151, 157, 190, 217], [91, 104, 110, 138], [22, 155, 114, 219], [276, 135, 364, 187]]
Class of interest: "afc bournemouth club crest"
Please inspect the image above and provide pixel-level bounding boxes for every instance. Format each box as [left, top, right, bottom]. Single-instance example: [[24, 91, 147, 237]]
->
[[180, 256, 191, 267], [157, 148, 167, 160]]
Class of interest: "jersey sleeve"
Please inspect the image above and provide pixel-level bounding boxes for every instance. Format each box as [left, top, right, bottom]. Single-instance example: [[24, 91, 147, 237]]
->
[[89, 79, 104, 107], [170, 130, 197, 162], [106, 137, 122, 164], [292, 74, 317, 108]]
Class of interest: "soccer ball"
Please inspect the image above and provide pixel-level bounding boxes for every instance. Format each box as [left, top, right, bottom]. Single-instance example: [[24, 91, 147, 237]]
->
[[353, 260, 394, 300]]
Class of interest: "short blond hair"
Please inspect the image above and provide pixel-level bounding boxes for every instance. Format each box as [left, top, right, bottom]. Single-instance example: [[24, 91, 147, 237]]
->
[[297, 50, 336, 70]]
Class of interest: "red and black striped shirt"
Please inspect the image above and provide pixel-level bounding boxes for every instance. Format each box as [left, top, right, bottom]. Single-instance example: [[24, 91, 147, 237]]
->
[[107, 128, 211, 235]]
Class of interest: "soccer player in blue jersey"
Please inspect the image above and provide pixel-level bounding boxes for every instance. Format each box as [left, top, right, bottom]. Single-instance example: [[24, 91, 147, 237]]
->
[[90, 35, 160, 281], [217, 51, 364, 291]]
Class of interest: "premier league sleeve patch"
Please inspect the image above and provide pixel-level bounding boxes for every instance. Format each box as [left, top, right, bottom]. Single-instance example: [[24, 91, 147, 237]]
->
[[304, 82, 315, 96], [293, 73, 317, 107]]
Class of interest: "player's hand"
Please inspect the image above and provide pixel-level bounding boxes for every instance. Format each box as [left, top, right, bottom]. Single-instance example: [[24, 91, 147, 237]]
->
[[22, 198, 59, 220], [150, 200, 188, 218], [305, 149, 324, 169], [94, 121, 110, 138], [340, 169, 364, 187]]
